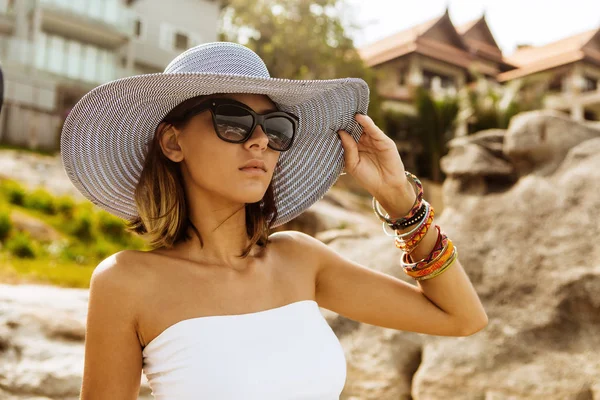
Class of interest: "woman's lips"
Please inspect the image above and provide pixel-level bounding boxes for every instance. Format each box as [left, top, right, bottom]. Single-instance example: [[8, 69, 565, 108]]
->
[[239, 167, 267, 175]]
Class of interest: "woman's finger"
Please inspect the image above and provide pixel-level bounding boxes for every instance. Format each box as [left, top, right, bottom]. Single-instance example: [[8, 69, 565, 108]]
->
[[338, 130, 359, 169], [355, 114, 388, 140]]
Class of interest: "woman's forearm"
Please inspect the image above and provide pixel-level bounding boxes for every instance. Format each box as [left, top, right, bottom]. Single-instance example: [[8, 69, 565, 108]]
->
[[376, 183, 489, 335]]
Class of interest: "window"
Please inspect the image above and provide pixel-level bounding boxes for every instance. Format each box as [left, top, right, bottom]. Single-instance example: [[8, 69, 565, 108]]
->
[[398, 68, 406, 86], [548, 73, 564, 92], [159, 24, 198, 51], [582, 76, 598, 92], [174, 32, 189, 51], [422, 69, 455, 91], [134, 18, 143, 38]]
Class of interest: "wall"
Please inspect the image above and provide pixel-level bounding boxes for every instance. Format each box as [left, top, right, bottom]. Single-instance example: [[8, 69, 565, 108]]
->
[[129, 0, 220, 71]]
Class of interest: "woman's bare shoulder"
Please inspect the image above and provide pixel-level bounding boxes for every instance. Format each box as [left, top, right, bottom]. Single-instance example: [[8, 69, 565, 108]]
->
[[90, 250, 155, 310], [268, 230, 323, 269], [269, 230, 324, 253]]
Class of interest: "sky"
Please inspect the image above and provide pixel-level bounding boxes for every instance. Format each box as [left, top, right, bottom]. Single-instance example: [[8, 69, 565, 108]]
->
[[345, 0, 600, 55]]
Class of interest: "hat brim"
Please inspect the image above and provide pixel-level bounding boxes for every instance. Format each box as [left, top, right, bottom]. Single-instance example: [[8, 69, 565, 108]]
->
[[60, 72, 370, 228]]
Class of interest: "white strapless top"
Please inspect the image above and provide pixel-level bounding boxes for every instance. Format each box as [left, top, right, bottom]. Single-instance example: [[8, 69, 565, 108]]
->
[[141, 300, 347, 399]]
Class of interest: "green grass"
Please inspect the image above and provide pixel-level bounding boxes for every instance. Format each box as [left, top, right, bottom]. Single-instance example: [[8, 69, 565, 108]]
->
[[0, 178, 150, 288], [0, 252, 97, 288], [0, 144, 57, 156]]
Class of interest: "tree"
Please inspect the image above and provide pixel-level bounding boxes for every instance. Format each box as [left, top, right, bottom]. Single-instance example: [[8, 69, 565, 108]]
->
[[218, 0, 385, 126], [414, 88, 459, 182]]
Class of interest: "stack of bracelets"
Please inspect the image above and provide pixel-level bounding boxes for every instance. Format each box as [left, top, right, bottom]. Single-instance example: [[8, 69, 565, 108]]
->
[[371, 171, 458, 281]]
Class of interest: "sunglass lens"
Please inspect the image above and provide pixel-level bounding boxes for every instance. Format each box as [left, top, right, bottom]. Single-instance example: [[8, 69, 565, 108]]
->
[[214, 105, 253, 141], [264, 117, 294, 151]]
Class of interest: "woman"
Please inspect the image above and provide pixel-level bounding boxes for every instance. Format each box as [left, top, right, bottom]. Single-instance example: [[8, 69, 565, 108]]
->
[[62, 42, 487, 399]]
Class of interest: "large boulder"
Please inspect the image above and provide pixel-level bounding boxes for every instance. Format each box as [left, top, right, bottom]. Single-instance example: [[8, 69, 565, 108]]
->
[[0, 284, 155, 400], [503, 110, 600, 175], [326, 125, 600, 398], [441, 129, 517, 197]]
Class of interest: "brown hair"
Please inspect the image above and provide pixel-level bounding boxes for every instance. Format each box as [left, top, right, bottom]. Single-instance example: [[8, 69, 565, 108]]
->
[[125, 94, 279, 258]]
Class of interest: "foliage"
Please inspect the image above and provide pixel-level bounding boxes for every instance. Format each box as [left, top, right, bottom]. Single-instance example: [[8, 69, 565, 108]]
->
[[24, 188, 57, 215], [0, 177, 150, 287], [2, 179, 26, 206], [461, 77, 525, 135], [0, 206, 12, 241], [97, 211, 126, 242], [414, 88, 459, 182], [6, 232, 37, 259], [69, 207, 95, 242], [219, 0, 385, 126], [55, 195, 76, 218]]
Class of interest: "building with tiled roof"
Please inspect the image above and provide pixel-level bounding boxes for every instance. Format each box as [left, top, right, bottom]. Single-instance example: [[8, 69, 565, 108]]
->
[[358, 9, 511, 120], [499, 28, 600, 121], [357, 9, 514, 171]]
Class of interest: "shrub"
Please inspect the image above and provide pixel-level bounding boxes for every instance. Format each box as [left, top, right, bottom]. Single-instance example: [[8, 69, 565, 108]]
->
[[2, 180, 26, 206], [24, 188, 57, 215], [0, 207, 12, 241], [70, 208, 95, 242], [6, 232, 36, 258], [56, 195, 76, 217], [93, 240, 114, 260], [97, 211, 125, 242]]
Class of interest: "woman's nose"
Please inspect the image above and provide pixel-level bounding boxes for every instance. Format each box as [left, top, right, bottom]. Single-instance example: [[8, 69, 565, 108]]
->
[[244, 124, 270, 149]]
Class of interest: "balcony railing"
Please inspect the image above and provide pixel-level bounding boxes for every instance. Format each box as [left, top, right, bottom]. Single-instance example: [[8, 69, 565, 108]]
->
[[0, 35, 127, 85], [37, 0, 134, 36]]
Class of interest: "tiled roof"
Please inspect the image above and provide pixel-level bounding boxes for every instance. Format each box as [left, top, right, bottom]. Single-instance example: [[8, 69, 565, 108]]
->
[[357, 14, 442, 64], [506, 29, 597, 67], [357, 10, 474, 68], [498, 28, 600, 81]]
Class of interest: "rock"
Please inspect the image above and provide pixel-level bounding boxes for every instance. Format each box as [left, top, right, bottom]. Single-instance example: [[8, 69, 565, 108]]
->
[[9, 210, 65, 242], [0, 150, 84, 200], [447, 128, 506, 157], [441, 137, 516, 196], [0, 284, 154, 400], [274, 197, 380, 237], [441, 143, 514, 177], [503, 110, 600, 175], [326, 134, 600, 398]]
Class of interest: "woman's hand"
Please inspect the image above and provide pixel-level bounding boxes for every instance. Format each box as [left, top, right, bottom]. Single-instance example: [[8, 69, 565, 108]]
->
[[337, 114, 416, 217]]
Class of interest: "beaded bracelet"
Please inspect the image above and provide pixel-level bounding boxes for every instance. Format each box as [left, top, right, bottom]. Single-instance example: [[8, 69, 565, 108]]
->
[[372, 171, 424, 229], [386, 200, 432, 239], [402, 240, 454, 278], [393, 204, 435, 253], [397, 202, 427, 229], [414, 247, 458, 281], [400, 226, 448, 272]]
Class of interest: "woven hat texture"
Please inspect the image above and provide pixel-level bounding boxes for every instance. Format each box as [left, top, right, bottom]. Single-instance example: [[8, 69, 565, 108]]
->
[[61, 42, 370, 228]]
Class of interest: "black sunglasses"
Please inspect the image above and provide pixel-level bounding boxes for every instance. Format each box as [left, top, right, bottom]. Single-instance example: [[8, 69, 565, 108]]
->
[[183, 98, 299, 152]]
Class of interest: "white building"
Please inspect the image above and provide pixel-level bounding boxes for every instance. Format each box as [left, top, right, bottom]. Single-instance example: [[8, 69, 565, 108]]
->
[[0, 0, 221, 151]]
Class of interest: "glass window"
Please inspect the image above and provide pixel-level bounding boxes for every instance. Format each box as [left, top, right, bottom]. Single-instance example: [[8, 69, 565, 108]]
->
[[134, 19, 143, 38], [70, 0, 86, 15], [583, 76, 598, 92], [88, 0, 103, 21], [104, 0, 119, 25], [82, 45, 98, 83], [47, 35, 65, 75], [65, 40, 83, 80], [97, 49, 116, 83], [34, 33, 48, 70]]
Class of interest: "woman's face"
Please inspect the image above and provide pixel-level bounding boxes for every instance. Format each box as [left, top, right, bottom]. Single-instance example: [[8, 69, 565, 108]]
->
[[167, 93, 282, 205]]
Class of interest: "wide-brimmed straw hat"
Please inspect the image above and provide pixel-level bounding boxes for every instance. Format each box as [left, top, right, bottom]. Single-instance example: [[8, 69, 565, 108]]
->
[[60, 41, 369, 227]]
